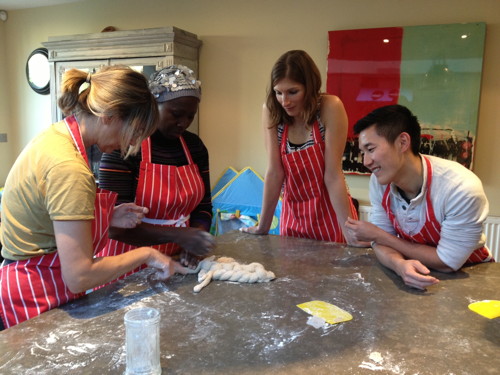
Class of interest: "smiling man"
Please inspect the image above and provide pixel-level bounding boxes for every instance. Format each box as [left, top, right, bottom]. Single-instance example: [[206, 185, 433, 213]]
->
[[345, 105, 493, 290]]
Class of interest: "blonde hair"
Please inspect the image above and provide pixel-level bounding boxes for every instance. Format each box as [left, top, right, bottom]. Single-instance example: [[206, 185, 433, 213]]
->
[[58, 65, 158, 157]]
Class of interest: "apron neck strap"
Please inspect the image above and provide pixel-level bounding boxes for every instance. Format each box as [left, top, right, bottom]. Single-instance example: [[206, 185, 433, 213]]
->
[[280, 124, 289, 154], [141, 136, 193, 164], [141, 137, 152, 162], [280, 121, 320, 154], [64, 115, 89, 165], [179, 136, 194, 164], [311, 121, 321, 142]]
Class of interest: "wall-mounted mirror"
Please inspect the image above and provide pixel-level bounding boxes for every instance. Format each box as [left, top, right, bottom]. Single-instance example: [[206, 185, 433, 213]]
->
[[26, 47, 50, 95]]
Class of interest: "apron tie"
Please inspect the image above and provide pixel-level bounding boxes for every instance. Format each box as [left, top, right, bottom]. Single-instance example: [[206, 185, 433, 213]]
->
[[142, 214, 190, 227]]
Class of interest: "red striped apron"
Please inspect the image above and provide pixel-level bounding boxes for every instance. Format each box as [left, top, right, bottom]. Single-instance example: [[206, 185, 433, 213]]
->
[[0, 115, 117, 329], [279, 121, 358, 242], [97, 136, 204, 262], [382, 156, 493, 265]]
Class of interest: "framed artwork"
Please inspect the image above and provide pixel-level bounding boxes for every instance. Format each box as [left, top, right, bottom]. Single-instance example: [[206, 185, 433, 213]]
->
[[327, 22, 486, 174]]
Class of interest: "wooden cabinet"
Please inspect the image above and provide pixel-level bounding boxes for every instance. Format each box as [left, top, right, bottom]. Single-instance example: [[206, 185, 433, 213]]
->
[[43, 26, 202, 133]]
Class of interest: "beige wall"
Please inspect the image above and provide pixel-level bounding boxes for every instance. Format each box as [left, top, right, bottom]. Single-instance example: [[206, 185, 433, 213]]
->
[[1, 0, 499, 214], [0, 19, 10, 183]]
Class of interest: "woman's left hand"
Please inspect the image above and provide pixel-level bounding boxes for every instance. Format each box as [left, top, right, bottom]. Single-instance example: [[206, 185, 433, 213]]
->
[[111, 203, 149, 228], [179, 250, 203, 269], [146, 248, 188, 280]]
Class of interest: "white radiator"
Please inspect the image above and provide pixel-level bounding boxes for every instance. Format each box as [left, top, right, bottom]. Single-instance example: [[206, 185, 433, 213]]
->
[[359, 205, 372, 222], [484, 216, 500, 260], [358, 205, 500, 261]]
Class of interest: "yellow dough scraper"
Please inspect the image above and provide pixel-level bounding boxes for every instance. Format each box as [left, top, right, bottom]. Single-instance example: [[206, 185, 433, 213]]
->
[[297, 300, 353, 324], [468, 300, 500, 319]]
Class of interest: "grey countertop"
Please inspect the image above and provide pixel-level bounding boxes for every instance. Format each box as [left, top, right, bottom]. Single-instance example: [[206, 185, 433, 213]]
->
[[0, 231, 499, 374]]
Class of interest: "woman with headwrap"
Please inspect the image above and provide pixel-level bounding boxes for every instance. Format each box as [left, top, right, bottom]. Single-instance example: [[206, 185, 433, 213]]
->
[[98, 65, 214, 271]]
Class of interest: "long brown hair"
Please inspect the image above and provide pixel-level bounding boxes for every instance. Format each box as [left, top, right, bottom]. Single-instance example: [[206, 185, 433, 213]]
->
[[265, 50, 321, 127], [58, 65, 158, 157]]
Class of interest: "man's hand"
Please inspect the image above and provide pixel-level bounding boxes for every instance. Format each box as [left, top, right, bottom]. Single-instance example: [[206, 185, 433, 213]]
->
[[342, 229, 371, 247], [394, 258, 440, 290], [345, 217, 381, 244]]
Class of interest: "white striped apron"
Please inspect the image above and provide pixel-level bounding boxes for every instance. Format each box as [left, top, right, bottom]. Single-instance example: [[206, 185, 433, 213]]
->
[[383, 155, 493, 264], [279, 121, 357, 242], [96, 136, 204, 272]]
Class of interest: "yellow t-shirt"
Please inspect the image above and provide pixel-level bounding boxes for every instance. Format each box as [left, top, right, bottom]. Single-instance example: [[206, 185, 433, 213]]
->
[[1, 121, 96, 260]]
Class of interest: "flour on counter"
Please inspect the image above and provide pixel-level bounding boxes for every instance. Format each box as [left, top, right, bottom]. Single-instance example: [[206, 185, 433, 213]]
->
[[306, 315, 327, 329], [369, 351, 383, 364], [350, 272, 372, 288], [258, 327, 306, 357], [359, 351, 407, 374]]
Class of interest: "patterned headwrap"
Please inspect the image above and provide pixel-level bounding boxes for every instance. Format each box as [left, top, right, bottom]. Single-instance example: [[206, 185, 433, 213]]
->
[[149, 65, 201, 103]]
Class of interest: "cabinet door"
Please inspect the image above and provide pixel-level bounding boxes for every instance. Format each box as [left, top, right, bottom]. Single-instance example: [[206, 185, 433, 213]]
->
[[53, 60, 108, 121]]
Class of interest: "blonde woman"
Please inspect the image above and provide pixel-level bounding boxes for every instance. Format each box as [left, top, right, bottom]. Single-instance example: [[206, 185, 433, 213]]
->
[[0, 66, 186, 330]]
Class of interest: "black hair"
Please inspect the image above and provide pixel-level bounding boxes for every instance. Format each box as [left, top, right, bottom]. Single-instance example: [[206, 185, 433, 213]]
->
[[353, 104, 421, 155]]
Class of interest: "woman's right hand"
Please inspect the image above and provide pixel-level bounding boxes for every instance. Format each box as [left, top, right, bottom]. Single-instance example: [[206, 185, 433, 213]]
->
[[240, 225, 268, 235], [145, 249, 188, 280]]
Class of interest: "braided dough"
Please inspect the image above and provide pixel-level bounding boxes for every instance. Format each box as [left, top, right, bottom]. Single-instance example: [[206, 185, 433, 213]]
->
[[187, 256, 276, 293]]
